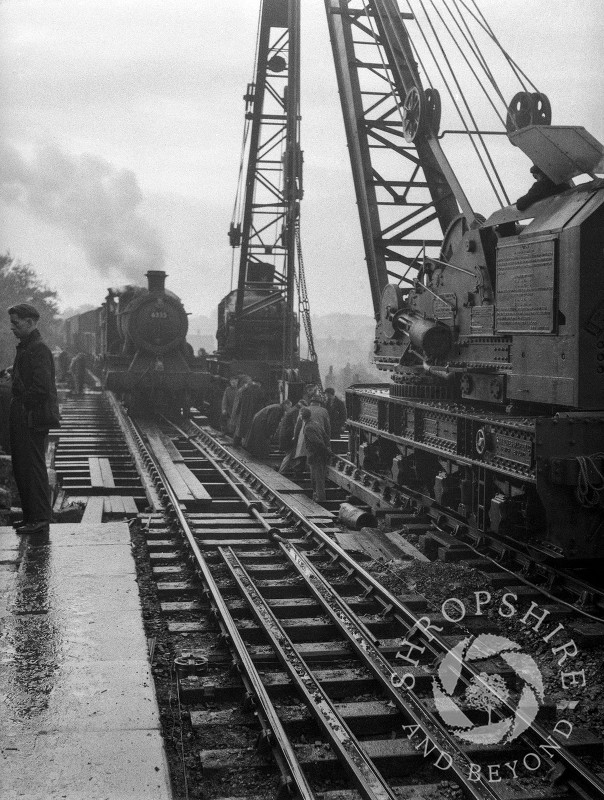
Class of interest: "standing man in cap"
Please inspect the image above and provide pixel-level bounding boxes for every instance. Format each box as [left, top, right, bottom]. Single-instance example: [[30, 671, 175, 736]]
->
[[324, 388, 346, 437], [220, 376, 239, 434], [8, 303, 60, 534], [300, 407, 332, 503], [308, 392, 331, 440]]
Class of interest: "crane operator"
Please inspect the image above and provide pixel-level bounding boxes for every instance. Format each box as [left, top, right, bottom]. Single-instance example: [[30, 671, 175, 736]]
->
[[515, 165, 571, 211]]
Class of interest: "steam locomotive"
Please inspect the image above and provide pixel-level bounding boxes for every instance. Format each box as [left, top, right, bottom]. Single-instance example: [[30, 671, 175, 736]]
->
[[63, 270, 214, 415]]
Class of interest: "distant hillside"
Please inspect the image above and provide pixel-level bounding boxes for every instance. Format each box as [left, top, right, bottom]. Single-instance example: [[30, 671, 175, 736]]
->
[[185, 311, 383, 391], [188, 314, 216, 335], [310, 313, 382, 392], [187, 314, 217, 353], [60, 304, 96, 319], [311, 313, 375, 340]]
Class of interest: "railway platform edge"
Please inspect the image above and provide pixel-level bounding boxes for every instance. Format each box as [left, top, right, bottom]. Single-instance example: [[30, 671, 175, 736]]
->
[[0, 522, 173, 800]]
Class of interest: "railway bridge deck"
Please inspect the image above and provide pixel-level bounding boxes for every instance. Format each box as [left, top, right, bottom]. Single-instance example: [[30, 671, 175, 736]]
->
[[2, 390, 604, 800]]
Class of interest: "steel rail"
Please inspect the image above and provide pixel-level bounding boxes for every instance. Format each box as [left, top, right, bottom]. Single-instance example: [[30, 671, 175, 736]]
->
[[164, 418, 501, 799], [271, 532, 500, 800], [129, 417, 316, 800], [168, 420, 509, 798], [220, 546, 399, 800], [161, 415, 381, 648], [178, 419, 604, 800]]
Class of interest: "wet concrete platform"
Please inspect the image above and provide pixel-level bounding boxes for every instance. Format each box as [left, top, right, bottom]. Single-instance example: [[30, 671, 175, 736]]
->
[[0, 523, 173, 800]]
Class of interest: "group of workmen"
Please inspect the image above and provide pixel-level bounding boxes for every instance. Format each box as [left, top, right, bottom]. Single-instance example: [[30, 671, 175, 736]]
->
[[220, 374, 346, 503], [0, 164, 573, 535]]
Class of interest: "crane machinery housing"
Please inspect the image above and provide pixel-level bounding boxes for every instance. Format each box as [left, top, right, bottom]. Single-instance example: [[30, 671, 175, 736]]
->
[[322, 0, 604, 562]]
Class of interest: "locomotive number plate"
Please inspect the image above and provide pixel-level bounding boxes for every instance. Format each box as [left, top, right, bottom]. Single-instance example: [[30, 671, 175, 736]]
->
[[495, 238, 555, 333], [493, 433, 533, 466]]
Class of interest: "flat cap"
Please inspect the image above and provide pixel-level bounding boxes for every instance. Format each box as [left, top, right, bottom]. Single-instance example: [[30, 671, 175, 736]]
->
[[8, 303, 40, 320]]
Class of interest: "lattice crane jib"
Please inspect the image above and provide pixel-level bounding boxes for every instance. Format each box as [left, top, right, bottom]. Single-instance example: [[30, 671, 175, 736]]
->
[[324, 0, 474, 318], [323, 0, 561, 379], [220, 0, 306, 375]]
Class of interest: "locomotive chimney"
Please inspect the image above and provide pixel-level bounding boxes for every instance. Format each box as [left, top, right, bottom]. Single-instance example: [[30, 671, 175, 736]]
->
[[146, 270, 167, 294]]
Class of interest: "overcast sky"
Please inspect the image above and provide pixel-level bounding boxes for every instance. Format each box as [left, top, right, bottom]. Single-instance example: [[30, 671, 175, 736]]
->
[[1, 0, 602, 325]]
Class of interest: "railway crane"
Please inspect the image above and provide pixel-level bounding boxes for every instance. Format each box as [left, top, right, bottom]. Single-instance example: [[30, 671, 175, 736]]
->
[[324, 0, 604, 561], [215, 0, 320, 402]]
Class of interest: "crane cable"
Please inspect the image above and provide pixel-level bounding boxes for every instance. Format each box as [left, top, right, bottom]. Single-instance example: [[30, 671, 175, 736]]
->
[[229, 5, 264, 290], [294, 221, 318, 365], [403, 0, 508, 206], [363, 0, 505, 209], [423, 0, 510, 205], [460, 0, 540, 93]]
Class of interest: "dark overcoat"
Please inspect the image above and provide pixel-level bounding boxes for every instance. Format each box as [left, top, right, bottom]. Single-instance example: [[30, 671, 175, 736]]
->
[[244, 403, 284, 457]]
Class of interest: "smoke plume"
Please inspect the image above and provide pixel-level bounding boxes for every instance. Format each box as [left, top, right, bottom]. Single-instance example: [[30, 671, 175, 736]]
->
[[0, 142, 164, 281]]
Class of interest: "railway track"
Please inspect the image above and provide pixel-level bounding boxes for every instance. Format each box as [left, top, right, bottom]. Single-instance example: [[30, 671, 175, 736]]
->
[[48, 392, 604, 799], [328, 456, 604, 618], [113, 403, 604, 798]]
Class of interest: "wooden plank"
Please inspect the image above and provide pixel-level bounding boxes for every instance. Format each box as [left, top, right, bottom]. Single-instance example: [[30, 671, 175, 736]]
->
[[143, 430, 192, 499], [224, 447, 306, 492], [122, 496, 139, 515], [102, 495, 138, 518], [387, 531, 430, 562], [88, 457, 115, 488], [106, 496, 123, 514], [82, 496, 104, 523], [99, 458, 115, 488], [140, 423, 210, 506], [158, 432, 185, 463], [174, 463, 212, 503], [334, 529, 429, 563], [276, 490, 333, 518], [88, 457, 104, 487]]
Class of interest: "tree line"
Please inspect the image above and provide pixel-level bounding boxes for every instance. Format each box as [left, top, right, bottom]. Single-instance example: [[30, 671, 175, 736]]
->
[[0, 253, 61, 368]]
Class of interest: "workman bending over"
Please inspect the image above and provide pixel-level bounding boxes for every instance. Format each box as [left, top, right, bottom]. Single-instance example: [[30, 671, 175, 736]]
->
[[244, 399, 291, 458]]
